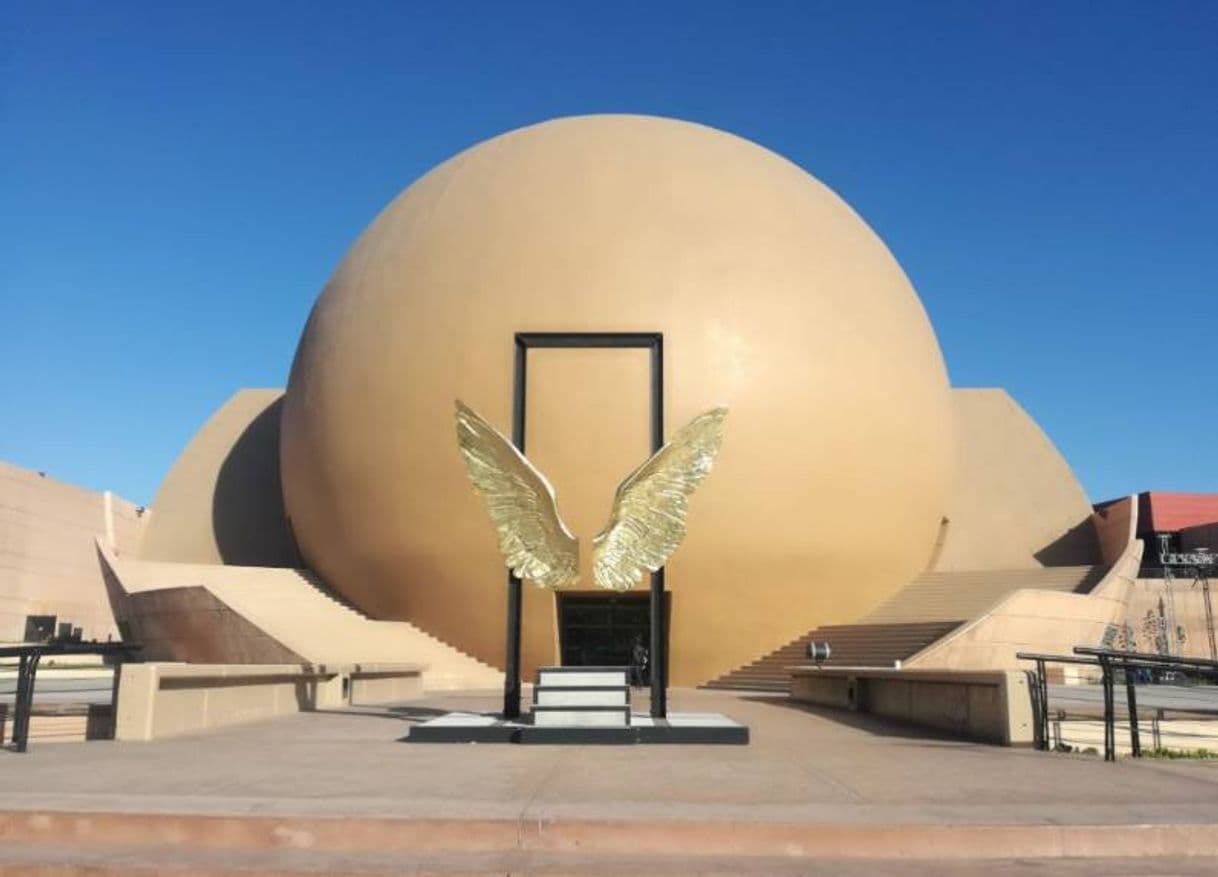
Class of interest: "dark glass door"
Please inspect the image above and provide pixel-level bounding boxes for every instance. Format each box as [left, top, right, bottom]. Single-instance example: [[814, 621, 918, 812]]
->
[[558, 593, 650, 667]]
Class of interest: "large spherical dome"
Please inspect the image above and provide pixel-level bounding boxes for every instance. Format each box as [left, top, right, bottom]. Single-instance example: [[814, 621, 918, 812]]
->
[[280, 115, 952, 685]]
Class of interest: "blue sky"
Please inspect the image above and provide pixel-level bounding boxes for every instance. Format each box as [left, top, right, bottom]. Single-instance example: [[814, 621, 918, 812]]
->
[[2, 1, 1215, 505]]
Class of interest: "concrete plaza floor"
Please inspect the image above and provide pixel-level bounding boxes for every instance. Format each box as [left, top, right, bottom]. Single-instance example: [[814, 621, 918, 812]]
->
[[3, 688, 1218, 874]]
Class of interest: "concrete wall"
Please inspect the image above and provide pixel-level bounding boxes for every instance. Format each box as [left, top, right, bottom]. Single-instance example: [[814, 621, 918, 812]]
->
[[1127, 578, 1217, 660], [908, 531, 1143, 671], [139, 389, 296, 567], [0, 461, 143, 642], [790, 667, 1034, 746], [114, 662, 423, 741], [1181, 522, 1218, 553], [932, 389, 1100, 571], [99, 543, 503, 690], [1094, 495, 1137, 566]]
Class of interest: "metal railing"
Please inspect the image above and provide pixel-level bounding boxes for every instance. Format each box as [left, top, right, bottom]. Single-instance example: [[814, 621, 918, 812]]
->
[[0, 641, 141, 753], [1018, 647, 1218, 762]]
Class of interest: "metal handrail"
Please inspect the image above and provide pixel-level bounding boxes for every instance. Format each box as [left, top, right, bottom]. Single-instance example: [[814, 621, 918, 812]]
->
[[1019, 648, 1217, 762], [2, 641, 141, 753], [1073, 647, 1218, 673]]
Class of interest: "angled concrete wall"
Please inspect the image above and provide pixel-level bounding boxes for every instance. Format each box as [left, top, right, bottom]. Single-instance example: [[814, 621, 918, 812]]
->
[[0, 461, 143, 642], [908, 509, 1143, 672]]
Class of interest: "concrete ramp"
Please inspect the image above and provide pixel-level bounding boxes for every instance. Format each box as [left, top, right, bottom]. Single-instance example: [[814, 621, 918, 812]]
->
[[100, 546, 502, 691]]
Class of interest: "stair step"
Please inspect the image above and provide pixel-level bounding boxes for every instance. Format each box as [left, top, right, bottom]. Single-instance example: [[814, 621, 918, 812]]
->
[[531, 705, 630, 727], [536, 667, 629, 688], [534, 686, 630, 707], [705, 620, 961, 690]]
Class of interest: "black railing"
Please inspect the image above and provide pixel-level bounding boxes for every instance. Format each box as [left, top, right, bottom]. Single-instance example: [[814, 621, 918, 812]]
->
[[0, 641, 141, 753], [1018, 647, 1218, 762]]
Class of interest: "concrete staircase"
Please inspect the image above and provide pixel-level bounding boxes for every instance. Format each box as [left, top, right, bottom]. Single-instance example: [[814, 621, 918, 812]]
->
[[704, 621, 961, 692], [531, 667, 631, 727], [862, 565, 1104, 623], [704, 565, 1105, 693], [103, 550, 503, 691]]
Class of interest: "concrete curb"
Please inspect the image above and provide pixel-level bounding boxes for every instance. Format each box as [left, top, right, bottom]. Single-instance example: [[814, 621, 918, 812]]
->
[[2, 811, 1218, 860]]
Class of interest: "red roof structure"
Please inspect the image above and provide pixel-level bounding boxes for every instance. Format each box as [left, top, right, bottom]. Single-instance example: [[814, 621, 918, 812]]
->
[[1137, 492, 1218, 534]]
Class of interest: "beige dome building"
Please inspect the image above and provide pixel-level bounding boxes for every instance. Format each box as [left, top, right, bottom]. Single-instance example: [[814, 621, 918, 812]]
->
[[113, 114, 1140, 694], [280, 115, 952, 685]]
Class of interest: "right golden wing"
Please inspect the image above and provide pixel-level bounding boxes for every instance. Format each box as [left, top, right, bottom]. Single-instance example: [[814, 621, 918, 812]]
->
[[455, 400, 580, 589]]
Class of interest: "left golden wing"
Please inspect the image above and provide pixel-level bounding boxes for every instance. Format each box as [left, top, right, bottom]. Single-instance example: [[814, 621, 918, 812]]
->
[[591, 407, 728, 591], [455, 400, 580, 589]]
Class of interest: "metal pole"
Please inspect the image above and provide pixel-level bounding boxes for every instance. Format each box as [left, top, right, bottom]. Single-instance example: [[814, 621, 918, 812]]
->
[[649, 339, 666, 719], [11, 653, 29, 751], [1124, 665, 1141, 758], [14, 651, 39, 753], [1102, 659, 1115, 762], [1035, 659, 1049, 751], [503, 575, 522, 719], [650, 570, 666, 718], [502, 338, 528, 720]]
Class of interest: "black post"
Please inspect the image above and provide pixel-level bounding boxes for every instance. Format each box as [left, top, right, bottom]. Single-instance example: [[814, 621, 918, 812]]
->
[[502, 338, 528, 720], [1101, 658, 1115, 762], [650, 570, 666, 718], [1034, 660, 1049, 751], [503, 574, 523, 719], [14, 651, 39, 753], [1124, 666, 1142, 758], [649, 340, 667, 719], [11, 653, 29, 751]]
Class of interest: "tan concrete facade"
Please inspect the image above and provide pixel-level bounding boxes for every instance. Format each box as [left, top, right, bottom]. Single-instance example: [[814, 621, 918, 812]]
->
[[790, 666, 1035, 746], [0, 461, 143, 642], [113, 662, 424, 741], [908, 496, 1143, 671], [280, 114, 954, 686], [931, 389, 1100, 571]]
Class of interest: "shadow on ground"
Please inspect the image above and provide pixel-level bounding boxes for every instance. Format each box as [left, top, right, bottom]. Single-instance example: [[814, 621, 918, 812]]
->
[[738, 693, 989, 748]]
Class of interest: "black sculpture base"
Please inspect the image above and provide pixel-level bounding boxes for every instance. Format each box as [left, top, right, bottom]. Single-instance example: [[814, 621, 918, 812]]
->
[[407, 711, 748, 745]]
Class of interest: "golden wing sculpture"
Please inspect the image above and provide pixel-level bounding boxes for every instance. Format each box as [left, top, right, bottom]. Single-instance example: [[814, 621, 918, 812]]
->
[[455, 401, 580, 589], [591, 407, 728, 590], [455, 400, 727, 591]]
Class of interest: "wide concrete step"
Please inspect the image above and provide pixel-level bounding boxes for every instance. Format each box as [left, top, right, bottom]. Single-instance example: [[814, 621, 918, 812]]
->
[[704, 621, 961, 691], [5, 810, 1215, 873], [531, 705, 631, 727], [536, 667, 629, 688], [534, 687, 630, 707]]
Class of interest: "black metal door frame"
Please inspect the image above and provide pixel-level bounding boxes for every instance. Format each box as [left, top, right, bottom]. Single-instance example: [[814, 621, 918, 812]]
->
[[503, 331, 667, 719]]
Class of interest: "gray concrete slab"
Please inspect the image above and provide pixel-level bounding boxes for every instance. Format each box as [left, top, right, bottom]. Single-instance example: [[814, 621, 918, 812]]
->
[[2, 688, 1218, 828], [1050, 682, 1218, 715], [0, 673, 117, 706]]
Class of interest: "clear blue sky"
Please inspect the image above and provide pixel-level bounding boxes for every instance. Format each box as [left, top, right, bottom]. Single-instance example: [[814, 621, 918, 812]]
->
[[2, 1, 1215, 506]]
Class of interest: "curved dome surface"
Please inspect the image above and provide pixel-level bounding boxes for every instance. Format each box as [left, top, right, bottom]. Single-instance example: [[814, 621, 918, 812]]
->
[[280, 115, 952, 684]]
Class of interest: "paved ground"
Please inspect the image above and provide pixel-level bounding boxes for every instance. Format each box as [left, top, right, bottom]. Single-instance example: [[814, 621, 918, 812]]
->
[[4, 688, 1218, 874], [0, 672, 117, 706], [1050, 682, 1218, 715], [3, 687, 1218, 824]]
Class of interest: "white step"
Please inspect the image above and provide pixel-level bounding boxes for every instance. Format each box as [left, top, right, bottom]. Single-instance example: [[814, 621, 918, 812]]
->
[[536, 667, 628, 688], [531, 706, 630, 727], [534, 687, 629, 707]]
